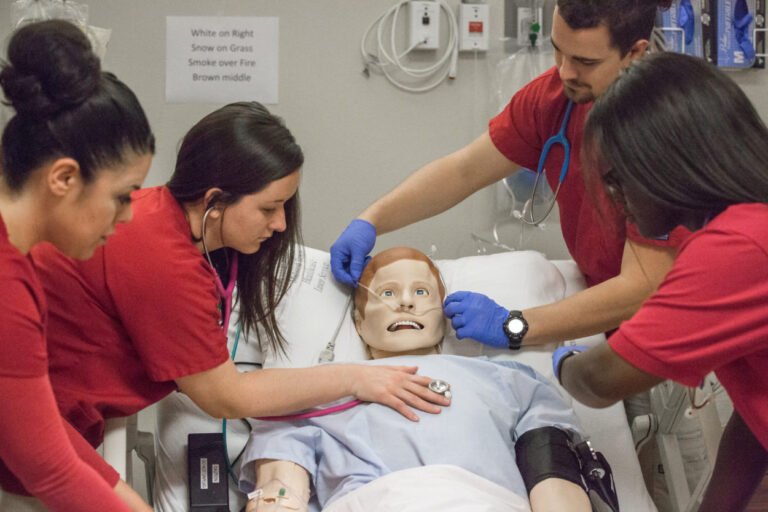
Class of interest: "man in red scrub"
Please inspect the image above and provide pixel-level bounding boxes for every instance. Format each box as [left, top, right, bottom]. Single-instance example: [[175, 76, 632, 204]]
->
[[331, 0, 687, 351]]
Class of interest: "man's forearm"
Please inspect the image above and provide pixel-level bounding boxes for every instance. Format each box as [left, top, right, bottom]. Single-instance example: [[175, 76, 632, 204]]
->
[[522, 273, 646, 345], [362, 132, 517, 234], [524, 240, 677, 346], [361, 155, 480, 234]]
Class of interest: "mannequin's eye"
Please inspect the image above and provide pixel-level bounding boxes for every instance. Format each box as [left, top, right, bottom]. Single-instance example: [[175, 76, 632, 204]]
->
[[415, 288, 429, 296], [381, 290, 395, 297]]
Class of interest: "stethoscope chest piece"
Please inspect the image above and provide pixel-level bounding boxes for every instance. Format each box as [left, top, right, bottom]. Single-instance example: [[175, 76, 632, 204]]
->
[[428, 379, 452, 400]]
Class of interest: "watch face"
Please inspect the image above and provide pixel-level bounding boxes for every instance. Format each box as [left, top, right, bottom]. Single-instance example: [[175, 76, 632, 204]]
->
[[507, 318, 526, 335]]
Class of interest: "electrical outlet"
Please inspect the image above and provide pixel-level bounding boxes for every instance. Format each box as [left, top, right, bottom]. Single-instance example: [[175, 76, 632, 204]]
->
[[408, 1, 440, 50], [459, 3, 490, 51]]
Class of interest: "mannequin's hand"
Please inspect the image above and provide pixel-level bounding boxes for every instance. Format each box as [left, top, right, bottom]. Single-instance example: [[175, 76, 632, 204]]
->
[[443, 291, 510, 347], [330, 219, 376, 287], [347, 365, 448, 422]]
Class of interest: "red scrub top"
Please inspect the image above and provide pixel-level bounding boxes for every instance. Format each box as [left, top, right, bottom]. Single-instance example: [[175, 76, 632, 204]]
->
[[30, 186, 230, 448], [609, 204, 768, 450], [0, 215, 128, 511], [489, 66, 687, 287]]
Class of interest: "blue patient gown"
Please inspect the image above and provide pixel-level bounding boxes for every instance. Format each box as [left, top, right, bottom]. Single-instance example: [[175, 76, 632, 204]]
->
[[239, 355, 582, 510]]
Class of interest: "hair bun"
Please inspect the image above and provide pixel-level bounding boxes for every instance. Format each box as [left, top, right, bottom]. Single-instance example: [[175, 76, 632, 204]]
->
[[0, 20, 101, 117]]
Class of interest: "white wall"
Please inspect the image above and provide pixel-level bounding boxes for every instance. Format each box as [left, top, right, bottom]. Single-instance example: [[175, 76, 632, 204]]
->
[[2, 0, 768, 260]]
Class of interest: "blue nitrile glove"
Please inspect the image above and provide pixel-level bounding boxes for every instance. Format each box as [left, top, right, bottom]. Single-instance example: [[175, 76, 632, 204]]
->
[[330, 219, 376, 287], [443, 291, 510, 347], [734, 0, 756, 61], [678, 0, 695, 46], [552, 345, 588, 384]]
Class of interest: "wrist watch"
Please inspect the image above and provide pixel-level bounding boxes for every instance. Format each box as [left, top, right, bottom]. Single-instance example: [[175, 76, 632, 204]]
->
[[503, 310, 528, 350]]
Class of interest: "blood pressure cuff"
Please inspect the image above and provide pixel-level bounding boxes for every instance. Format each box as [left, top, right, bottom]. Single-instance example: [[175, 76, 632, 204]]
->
[[515, 426, 620, 512], [515, 426, 583, 491]]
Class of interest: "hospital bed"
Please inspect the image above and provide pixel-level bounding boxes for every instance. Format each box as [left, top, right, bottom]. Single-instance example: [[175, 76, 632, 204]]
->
[[150, 247, 658, 512]]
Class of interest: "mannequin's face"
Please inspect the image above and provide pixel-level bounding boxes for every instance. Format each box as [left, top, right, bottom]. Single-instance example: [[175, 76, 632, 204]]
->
[[355, 258, 445, 359]]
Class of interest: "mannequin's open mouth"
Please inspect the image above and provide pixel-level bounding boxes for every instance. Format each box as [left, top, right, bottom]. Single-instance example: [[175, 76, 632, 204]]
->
[[387, 320, 424, 332]]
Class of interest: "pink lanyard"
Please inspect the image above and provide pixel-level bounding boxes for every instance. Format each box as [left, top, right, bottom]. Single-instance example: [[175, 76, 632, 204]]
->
[[213, 253, 238, 331], [257, 398, 362, 421]]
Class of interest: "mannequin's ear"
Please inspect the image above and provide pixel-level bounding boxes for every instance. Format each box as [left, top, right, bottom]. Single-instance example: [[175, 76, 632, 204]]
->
[[353, 309, 363, 334], [46, 158, 81, 198], [353, 310, 373, 355], [203, 187, 224, 219]]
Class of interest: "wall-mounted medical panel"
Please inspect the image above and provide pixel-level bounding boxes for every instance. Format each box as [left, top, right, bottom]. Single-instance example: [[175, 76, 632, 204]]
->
[[657, 0, 765, 68], [704, 0, 765, 68]]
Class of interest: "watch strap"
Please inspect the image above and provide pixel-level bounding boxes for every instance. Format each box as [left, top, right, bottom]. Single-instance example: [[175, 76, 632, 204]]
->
[[503, 310, 528, 350]]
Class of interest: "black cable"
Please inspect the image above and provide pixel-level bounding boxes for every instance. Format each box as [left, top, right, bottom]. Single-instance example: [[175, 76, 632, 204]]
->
[[634, 418, 653, 451], [234, 361, 263, 369], [231, 419, 253, 468]]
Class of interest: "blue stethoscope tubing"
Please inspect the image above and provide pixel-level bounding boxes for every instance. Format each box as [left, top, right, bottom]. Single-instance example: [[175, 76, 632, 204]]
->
[[521, 99, 574, 226]]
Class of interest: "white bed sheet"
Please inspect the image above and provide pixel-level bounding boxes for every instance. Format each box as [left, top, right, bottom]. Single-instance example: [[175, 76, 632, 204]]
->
[[153, 248, 656, 512]]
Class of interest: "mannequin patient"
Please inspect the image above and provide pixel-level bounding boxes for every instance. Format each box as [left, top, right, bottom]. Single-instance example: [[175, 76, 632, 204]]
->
[[239, 247, 597, 512]]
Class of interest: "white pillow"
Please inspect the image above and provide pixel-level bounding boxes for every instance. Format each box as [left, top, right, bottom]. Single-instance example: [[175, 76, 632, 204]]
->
[[436, 251, 565, 363], [261, 247, 567, 374]]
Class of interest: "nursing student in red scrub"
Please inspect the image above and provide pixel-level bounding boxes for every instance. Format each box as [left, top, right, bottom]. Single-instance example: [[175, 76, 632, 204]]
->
[[30, 102, 451, 489], [0, 20, 155, 511], [555, 52, 768, 512]]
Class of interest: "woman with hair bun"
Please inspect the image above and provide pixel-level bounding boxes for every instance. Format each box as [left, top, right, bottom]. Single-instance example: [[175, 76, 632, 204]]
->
[[0, 20, 155, 512]]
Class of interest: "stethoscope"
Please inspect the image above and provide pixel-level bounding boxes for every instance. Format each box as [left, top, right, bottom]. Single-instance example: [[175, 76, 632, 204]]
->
[[201, 206, 238, 330], [520, 100, 574, 226]]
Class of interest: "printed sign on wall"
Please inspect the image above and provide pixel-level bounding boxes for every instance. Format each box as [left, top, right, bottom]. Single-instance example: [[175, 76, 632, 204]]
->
[[166, 16, 278, 103]]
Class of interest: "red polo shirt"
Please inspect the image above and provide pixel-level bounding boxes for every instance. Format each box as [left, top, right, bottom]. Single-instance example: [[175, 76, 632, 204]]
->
[[31, 186, 229, 448], [0, 215, 127, 510], [489, 66, 687, 287], [610, 203, 768, 449]]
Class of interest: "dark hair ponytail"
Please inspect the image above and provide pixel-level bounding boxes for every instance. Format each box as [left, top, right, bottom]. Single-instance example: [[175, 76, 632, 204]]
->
[[0, 20, 154, 191]]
